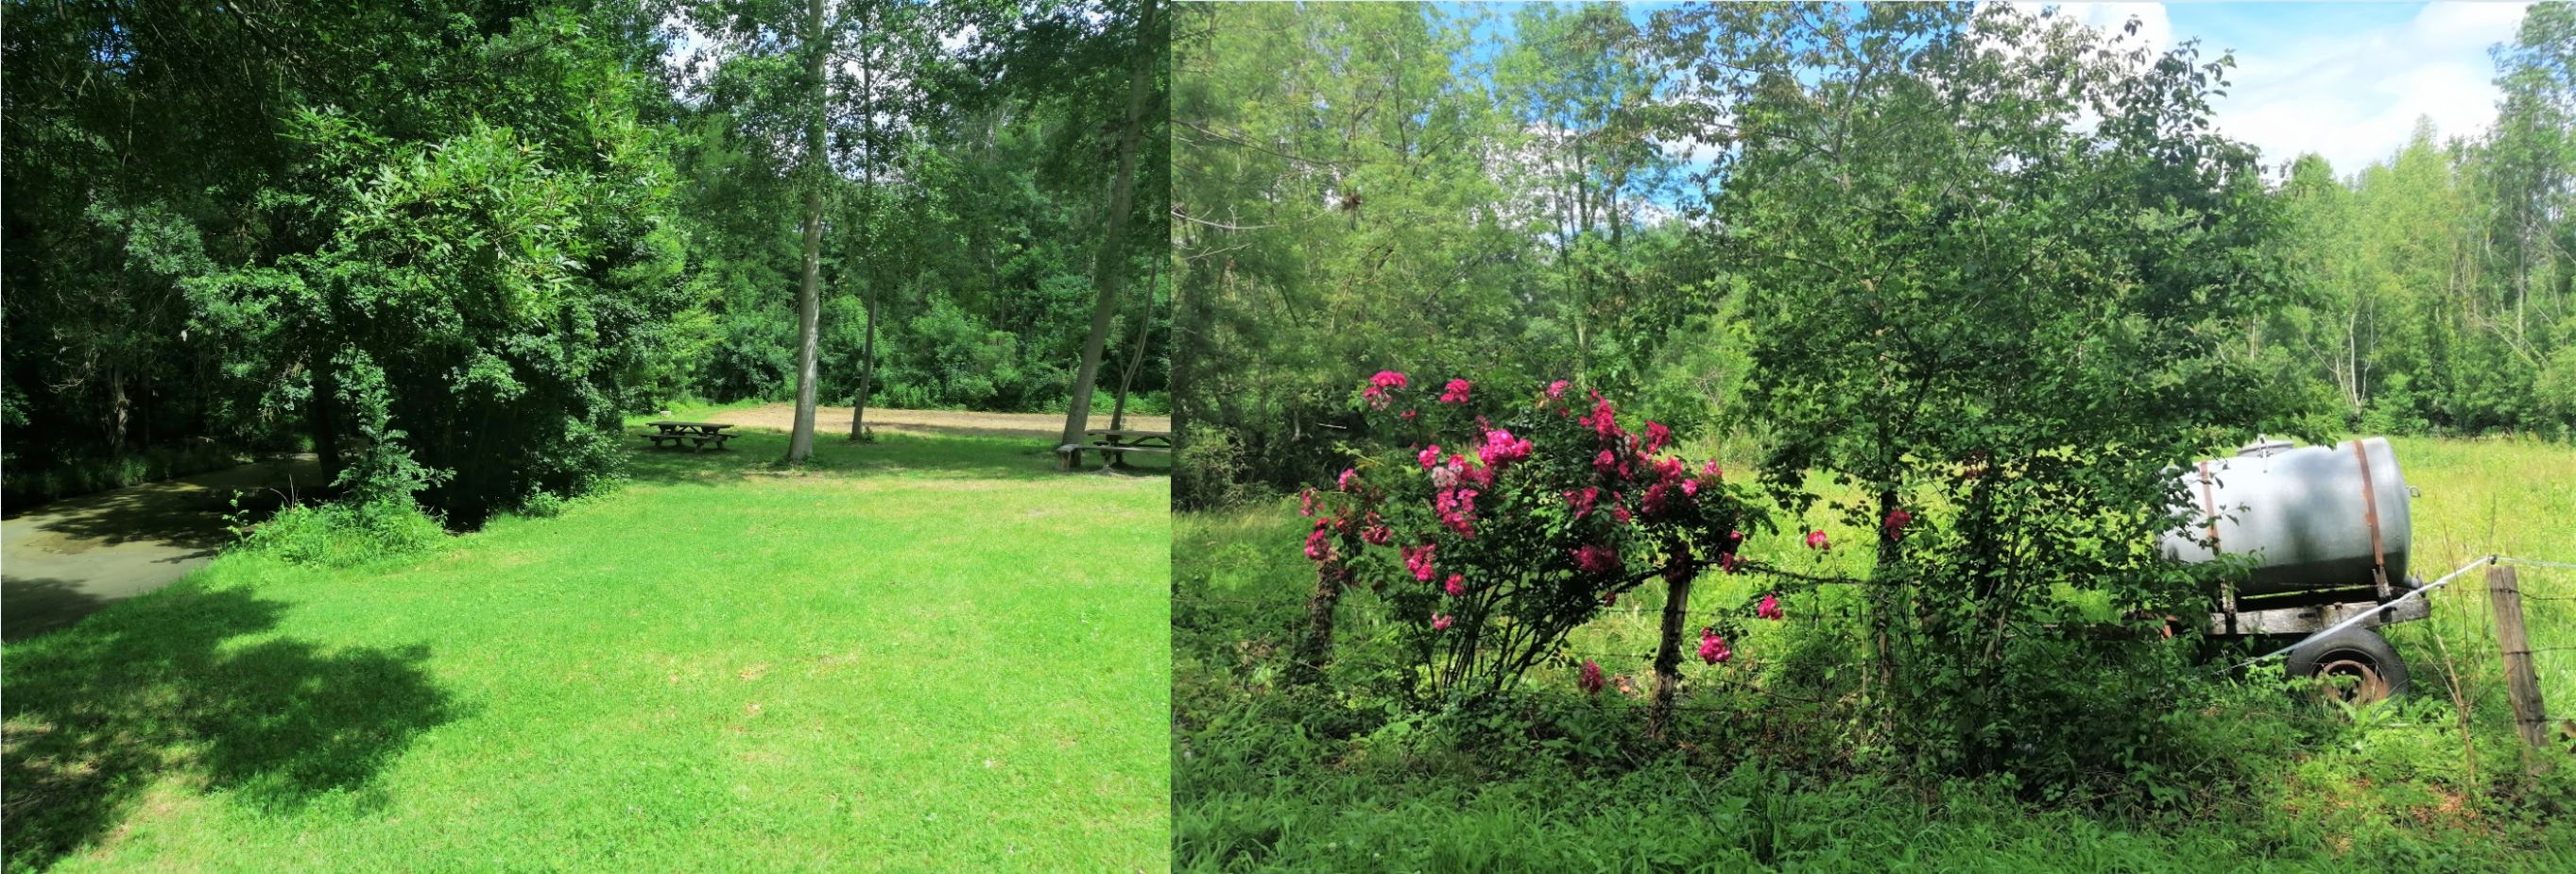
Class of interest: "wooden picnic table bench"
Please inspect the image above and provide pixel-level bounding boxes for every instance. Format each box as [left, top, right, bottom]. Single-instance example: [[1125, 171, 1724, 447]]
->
[[1057, 428, 1172, 471], [641, 420, 735, 452]]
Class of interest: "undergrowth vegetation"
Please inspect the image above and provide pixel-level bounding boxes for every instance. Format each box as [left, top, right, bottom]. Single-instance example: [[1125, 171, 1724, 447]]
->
[[234, 497, 451, 569], [1175, 436, 2576, 872]]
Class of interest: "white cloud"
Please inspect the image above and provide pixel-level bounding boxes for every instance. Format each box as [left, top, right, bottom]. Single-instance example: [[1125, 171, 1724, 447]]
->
[[2051, 2, 2173, 56], [2207, 3, 2531, 177]]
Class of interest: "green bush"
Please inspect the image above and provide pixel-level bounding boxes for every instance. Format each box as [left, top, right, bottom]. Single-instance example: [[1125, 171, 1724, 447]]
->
[[239, 497, 446, 567], [1176, 422, 1255, 508], [517, 489, 569, 519]]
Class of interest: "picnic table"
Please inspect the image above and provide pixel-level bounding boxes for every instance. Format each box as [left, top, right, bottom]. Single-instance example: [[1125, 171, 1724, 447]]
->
[[642, 420, 735, 452], [1057, 428, 1171, 471]]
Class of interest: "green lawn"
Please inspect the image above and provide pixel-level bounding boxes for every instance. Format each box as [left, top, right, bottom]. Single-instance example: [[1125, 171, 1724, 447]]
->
[[3, 430, 1170, 873], [1174, 436, 2576, 873]]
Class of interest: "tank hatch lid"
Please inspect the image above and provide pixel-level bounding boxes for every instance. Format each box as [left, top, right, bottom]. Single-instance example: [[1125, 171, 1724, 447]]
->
[[2238, 436, 2296, 458]]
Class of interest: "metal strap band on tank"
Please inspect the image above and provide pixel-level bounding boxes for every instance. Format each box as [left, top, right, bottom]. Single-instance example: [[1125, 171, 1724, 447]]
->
[[2352, 440, 2385, 574], [2196, 460, 2219, 548]]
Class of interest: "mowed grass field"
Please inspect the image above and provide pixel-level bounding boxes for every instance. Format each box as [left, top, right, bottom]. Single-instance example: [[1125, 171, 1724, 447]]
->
[[3, 427, 1169, 873], [1173, 435, 2576, 872]]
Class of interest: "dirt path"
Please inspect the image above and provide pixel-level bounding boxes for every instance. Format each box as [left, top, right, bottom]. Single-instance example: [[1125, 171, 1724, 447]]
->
[[700, 404, 1171, 441], [1, 455, 323, 641]]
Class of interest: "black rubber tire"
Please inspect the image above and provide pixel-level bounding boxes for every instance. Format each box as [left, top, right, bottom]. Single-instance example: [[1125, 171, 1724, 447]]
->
[[2285, 627, 2410, 704]]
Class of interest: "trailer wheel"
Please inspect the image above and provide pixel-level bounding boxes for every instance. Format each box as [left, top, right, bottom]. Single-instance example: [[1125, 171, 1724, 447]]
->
[[2286, 627, 2409, 704]]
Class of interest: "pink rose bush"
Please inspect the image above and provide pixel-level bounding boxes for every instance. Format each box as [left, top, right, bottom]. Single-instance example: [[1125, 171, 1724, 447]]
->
[[1297, 370, 1775, 700], [1698, 628, 1732, 664]]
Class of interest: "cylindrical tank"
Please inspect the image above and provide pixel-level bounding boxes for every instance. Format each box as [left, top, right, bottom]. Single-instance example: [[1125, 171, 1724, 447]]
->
[[2160, 437, 2413, 597]]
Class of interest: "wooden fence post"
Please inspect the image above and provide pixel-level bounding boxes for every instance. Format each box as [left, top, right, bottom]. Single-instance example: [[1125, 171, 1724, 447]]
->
[[2486, 564, 2550, 775], [1648, 570, 1692, 740]]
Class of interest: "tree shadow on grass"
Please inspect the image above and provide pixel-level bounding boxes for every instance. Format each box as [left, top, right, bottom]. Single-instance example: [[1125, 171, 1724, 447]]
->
[[1, 584, 455, 870], [617, 427, 1166, 488], [1, 578, 114, 643]]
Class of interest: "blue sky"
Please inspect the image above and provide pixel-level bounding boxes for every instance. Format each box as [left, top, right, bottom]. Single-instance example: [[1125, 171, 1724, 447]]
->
[[2005, 3, 2532, 175], [1447, 2, 2534, 180]]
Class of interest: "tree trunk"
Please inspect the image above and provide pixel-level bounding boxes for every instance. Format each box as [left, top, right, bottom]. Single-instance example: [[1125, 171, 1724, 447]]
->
[[310, 354, 343, 488], [1109, 258, 1159, 433], [784, 0, 828, 465], [849, 4, 878, 443], [1058, 0, 1159, 451], [1648, 564, 1693, 740], [1289, 565, 1346, 688], [850, 287, 879, 441]]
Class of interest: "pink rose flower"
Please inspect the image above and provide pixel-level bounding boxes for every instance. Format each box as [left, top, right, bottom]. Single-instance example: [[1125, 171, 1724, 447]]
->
[[1433, 613, 1453, 630], [1303, 526, 1334, 563], [1572, 543, 1620, 575], [1883, 508, 1915, 540], [1564, 487, 1599, 520], [1445, 574, 1466, 597], [1581, 396, 1621, 439], [1698, 629, 1732, 664], [1643, 420, 1672, 454], [1477, 428, 1532, 468], [1579, 660, 1606, 694], [1418, 444, 1442, 468], [1546, 379, 1571, 400], [1805, 530, 1829, 551], [1439, 379, 1472, 403], [1402, 542, 1437, 581], [1757, 591, 1783, 621], [1433, 487, 1479, 537], [1370, 370, 1410, 390], [1336, 468, 1359, 491]]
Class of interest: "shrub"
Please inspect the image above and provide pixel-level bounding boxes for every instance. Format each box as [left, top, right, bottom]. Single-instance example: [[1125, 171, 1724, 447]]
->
[[1303, 372, 1772, 703], [517, 489, 569, 519], [239, 496, 446, 567]]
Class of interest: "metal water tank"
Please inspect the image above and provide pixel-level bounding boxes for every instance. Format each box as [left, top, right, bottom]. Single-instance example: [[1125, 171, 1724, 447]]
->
[[2160, 437, 2413, 597]]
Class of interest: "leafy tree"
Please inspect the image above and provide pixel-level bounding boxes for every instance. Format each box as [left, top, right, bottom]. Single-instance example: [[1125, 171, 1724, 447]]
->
[[1654, 3, 2310, 776], [1054, 0, 1166, 450]]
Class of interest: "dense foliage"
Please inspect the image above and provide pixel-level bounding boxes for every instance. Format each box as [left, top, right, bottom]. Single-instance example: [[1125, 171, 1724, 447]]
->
[[1172, 0, 2576, 816], [1173, 3, 2576, 511], [2269, 1, 2576, 437], [1667, 3, 2310, 777], [4, 0, 1167, 521], [675, 0, 1167, 454]]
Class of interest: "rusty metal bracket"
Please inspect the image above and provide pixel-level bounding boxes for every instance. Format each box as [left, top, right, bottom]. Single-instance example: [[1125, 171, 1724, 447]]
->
[[2353, 440, 2390, 601]]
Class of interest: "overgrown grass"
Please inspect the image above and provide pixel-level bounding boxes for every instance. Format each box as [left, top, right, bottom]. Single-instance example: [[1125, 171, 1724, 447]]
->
[[3, 429, 1169, 872], [1174, 436, 2576, 872]]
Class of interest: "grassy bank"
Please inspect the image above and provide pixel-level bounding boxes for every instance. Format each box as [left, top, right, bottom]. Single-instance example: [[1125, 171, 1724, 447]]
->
[[1174, 436, 2576, 872], [4, 430, 1170, 872]]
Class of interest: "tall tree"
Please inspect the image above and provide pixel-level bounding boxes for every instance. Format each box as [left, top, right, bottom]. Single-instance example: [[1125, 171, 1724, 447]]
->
[[1657, 2, 2307, 772], [1059, 0, 1164, 451], [788, 0, 831, 462]]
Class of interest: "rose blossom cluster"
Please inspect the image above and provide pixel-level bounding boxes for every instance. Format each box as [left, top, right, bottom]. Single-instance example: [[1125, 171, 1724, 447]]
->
[[1318, 370, 1797, 696], [1362, 370, 1409, 409]]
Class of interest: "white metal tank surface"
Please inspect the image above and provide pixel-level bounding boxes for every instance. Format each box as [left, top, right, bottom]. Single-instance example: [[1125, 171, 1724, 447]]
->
[[2161, 437, 2413, 597]]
